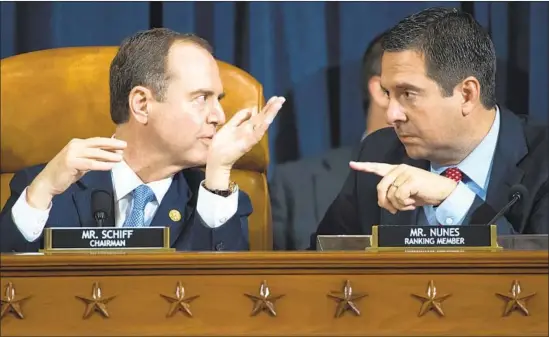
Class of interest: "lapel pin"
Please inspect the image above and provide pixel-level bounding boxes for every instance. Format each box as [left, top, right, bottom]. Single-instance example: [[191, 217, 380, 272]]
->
[[169, 210, 182, 222]]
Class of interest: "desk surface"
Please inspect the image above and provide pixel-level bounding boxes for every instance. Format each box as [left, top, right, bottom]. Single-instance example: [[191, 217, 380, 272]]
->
[[2, 250, 547, 270]]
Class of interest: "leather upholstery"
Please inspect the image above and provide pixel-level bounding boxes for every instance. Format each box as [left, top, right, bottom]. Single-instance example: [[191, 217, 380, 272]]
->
[[0, 46, 272, 250]]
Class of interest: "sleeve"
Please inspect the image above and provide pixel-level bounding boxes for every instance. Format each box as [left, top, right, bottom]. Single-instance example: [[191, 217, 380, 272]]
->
[[10, 187, 52, 242], [524, 182, 549, 234], [195, 181, 239, 228], [435, 182, 476, 226], [0, 167, 49, 252], [190, 190, 252, 251]]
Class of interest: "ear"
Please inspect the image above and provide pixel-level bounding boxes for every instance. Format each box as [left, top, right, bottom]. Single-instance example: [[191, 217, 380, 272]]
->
[[128, 86, 154, 125], [367, 75, 387, 108], [459, 76, 481, 116]]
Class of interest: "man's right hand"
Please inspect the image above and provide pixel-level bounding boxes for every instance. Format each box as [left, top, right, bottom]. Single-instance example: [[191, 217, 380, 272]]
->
[[26, 137, 127, 210]]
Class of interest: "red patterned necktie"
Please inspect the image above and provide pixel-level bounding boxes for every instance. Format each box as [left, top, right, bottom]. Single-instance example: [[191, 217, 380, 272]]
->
[[443, 167, 463, 183], [437, 167, 463, 226]]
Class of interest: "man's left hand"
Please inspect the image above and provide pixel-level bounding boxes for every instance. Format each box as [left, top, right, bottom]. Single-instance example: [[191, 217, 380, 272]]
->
[[350, 161, 458, 214], [205, 96, 285, 190]]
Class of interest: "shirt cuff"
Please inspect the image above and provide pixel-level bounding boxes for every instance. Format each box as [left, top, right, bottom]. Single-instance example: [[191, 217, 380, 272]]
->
[[196, 181, 239, 228], [435, 182, 476, 226], [11, 187, 51, 242]]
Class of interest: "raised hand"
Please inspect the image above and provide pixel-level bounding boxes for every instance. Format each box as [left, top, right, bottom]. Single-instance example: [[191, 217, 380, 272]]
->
[[27, 137, 126, 209], [349, 161, 458, 214], [204, 96, 285, 190]]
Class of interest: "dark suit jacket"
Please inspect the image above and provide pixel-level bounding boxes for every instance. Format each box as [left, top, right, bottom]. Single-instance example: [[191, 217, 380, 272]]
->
[[0, 165, 252, 253], [312, 109, 548, 248], [270, 146, 355, 250]]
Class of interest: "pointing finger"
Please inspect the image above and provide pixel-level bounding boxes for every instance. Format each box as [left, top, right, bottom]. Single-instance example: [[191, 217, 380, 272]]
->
[[349, 161, 397, 177]]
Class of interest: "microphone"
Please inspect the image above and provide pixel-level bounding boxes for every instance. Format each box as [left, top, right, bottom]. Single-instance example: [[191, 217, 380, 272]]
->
[[91, 190, 113, 227], [485, 184, 529, 226]]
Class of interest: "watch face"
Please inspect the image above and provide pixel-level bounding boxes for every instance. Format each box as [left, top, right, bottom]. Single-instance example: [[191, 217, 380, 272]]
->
[[218, 191, 231, 197], [202, 181, 235, 197]]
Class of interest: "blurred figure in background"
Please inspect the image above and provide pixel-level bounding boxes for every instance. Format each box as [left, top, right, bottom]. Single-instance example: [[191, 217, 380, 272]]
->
[[270, 32, 390, 250]]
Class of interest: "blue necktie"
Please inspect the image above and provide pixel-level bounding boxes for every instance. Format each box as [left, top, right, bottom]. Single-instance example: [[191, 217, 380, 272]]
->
[[123, 185, 155, 227]]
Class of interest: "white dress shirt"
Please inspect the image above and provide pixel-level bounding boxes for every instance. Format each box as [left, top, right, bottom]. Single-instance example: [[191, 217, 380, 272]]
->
[[11, 160, 239, 242], [419, 107, 501, 227]]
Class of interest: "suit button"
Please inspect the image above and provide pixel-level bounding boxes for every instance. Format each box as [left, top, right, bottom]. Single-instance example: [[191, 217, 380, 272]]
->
[[215, 242, 224, 251]]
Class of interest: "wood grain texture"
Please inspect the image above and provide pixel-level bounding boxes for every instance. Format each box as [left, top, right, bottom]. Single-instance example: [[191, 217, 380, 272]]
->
[[1, 251, 547, 336]]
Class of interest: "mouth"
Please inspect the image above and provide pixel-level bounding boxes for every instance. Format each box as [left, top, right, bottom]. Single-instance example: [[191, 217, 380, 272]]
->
[[397, 134, 415, 143], [199, 136, 213, 145]]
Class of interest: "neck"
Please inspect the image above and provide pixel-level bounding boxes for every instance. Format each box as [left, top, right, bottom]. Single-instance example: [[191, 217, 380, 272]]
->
[[433, 106, 497, 166], [115, 125, 182, 183]]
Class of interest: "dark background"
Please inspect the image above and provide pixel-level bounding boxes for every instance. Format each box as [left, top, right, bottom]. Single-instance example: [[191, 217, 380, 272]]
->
[[1, 1, 547, 175]]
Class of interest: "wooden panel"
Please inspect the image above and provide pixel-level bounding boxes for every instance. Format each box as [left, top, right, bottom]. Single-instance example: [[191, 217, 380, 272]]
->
[[1, 251, 547, 336]]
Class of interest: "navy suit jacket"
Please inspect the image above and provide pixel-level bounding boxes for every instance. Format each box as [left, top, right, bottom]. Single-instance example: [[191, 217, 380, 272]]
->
[[312, 109, 548, 248], [0, 165, 252, 253]]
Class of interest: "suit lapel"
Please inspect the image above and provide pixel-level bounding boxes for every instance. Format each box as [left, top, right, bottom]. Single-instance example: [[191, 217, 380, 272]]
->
[[149, 170, 196, 247], [477, 109, 527, 221], [379, 149, 429, 226], [73, 168, 201, 245], [72, 171, 115, 227]]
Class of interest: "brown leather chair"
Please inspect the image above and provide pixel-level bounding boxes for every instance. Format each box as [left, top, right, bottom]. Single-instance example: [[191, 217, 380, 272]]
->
[[0, 46, 272, 250]]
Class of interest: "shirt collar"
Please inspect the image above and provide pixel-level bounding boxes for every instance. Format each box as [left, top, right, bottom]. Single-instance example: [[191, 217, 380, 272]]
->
[[431, 106, 501, 191], [111, 160, 173, 204]]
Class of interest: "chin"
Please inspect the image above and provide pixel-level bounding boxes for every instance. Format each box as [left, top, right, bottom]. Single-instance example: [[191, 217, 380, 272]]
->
[[177, 151, 208, 168], [403, 144, 428, 160]]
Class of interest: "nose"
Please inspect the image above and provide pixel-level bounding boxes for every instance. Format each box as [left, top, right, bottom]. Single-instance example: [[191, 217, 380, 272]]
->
[[386, 99, 407, 125], [207, 101, 226, 126]]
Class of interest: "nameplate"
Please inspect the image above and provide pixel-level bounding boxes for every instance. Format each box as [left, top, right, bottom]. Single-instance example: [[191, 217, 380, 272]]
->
[[371, 225, 499, 250], [42, 227, 172, 253]]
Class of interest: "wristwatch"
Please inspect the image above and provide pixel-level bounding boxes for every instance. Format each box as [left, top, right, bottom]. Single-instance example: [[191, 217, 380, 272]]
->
[[202, 181, 237, 197]]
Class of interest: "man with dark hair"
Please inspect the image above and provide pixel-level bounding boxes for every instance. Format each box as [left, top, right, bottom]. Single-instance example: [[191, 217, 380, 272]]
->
[[312, 7, 548, 245], [270, 32, 390, 250], [0, 28, 285, 252]]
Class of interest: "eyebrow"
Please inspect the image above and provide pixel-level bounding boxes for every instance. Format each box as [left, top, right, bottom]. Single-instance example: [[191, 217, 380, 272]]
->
[[189, 89, 226, 100], [395, 83, 424, 93]]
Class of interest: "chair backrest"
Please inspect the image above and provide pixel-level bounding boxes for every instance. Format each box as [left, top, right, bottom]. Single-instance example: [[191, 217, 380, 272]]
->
[[0, 46, 272, 250]]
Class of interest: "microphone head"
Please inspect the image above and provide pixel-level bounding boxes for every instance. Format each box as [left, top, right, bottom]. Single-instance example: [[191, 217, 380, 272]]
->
[[91, 190, 112, 217], [508, 184, 528, 201]]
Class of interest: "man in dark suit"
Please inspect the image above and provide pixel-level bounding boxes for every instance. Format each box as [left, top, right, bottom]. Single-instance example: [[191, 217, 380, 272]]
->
[[270, 32, 390, 250], [0, 28, 285, 253], [312, 7, 548, 247]]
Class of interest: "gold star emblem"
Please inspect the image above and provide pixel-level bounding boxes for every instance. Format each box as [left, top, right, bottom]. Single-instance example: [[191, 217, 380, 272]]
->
[[76, 282, 116, 319], [1, 282, 30, 319], [244, 280, 284, 317], [169, 209, 182, 221], [160, 281, 199, 317], [327, 280, 367, 318], [496, 280, 536, 316], [412, 280, 451, 317]]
